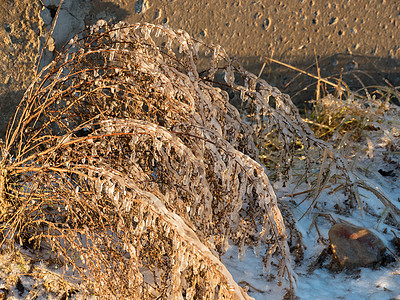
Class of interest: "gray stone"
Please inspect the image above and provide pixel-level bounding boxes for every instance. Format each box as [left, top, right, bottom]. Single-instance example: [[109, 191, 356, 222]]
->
[[329, 223, 386, 268]]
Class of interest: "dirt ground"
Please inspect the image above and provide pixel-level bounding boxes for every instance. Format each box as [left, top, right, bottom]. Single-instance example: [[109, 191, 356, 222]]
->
[[0, 0, 399, 136], [0, 0, 42, 137]]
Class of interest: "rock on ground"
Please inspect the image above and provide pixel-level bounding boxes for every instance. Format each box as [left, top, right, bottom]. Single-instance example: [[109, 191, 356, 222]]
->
[[329, 223, 386, 268]]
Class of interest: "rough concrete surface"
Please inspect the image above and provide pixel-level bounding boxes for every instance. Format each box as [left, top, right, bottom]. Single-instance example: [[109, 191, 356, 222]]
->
[[1, 0, 400, 135], [0, 0, 42, 137]]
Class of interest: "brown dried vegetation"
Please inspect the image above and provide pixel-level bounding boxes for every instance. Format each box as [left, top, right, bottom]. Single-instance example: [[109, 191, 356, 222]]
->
[[0, 21, 394, 299]]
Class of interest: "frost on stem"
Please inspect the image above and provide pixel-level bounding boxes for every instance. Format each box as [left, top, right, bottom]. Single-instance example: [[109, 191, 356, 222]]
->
[[0, 21, 371, 298]]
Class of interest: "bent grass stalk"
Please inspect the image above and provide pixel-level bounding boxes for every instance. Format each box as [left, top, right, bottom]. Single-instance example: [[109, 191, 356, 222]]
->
[[0, 21, 398, 299]]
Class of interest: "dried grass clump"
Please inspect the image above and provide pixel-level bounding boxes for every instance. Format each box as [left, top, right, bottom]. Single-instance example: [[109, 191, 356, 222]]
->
[[305, 86, 400, 222], [267, 56, 400, 224], [0, 21, 302, 298], [1, 21, 394, 299], [307, 90, 400, 144]]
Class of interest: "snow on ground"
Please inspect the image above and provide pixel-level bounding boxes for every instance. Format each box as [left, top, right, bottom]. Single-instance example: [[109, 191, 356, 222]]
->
[[223, 211, 400, 299], [223, 157, 400, 299], [225, 245, 400, 300]]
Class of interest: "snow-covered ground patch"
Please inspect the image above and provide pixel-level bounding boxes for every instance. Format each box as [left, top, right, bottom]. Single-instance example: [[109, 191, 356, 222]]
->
[[223, 151, 400, 299]]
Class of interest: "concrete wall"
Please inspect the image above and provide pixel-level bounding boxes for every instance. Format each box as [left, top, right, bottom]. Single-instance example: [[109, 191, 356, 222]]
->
[[1, 0, 399, 136]]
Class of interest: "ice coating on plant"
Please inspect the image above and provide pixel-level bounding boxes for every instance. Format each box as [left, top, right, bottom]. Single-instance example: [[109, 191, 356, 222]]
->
[[2, 21, 395, 299]]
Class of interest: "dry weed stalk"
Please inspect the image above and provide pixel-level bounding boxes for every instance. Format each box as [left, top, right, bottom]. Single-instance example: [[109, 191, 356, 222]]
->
[[1, 21, 395, 299], [0, 21, 299, 298], [267, 55, 400, 225]]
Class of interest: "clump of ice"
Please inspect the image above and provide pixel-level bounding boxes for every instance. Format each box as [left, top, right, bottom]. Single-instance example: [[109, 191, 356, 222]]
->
[[135, 0, 149, 14], [39, 0, 90, 50]]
